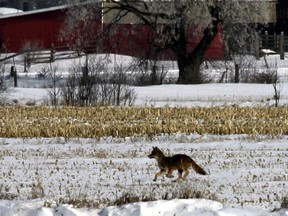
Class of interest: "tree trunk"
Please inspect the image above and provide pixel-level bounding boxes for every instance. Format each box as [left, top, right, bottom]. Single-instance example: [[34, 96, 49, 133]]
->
[[176, 25, 218, 84], [177, 55, 203, 84]]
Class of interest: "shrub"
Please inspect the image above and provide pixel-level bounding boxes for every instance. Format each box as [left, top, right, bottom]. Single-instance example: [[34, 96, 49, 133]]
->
[[133, 61, 169, 86], [111, 184, 217, 206], [60, 57, 136, 106], [249, 67, 277, 84], [0, 63, 12, 104], [281, 196, 288, 208]]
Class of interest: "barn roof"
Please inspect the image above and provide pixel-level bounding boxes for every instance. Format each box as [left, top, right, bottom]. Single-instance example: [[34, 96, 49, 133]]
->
[[0, 7, 23, 15], [0, 4, 68, 20]]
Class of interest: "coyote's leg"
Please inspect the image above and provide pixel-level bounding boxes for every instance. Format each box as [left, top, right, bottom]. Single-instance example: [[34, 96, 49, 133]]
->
[[182, 169, 190, 180], [166, 168, 175, 178], [153, 169, 166, 181], [173, 169, 183, 182]]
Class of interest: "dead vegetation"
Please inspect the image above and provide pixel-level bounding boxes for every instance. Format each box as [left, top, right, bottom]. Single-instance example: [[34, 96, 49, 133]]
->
[[0, 106, 288, 138]]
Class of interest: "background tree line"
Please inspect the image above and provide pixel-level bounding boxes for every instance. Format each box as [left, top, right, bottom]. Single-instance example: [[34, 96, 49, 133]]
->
[[63, 0, 273, 84]]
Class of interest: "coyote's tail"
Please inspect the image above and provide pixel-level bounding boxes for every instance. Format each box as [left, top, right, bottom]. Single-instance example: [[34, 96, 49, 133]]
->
[[191, 159, 207, 175]]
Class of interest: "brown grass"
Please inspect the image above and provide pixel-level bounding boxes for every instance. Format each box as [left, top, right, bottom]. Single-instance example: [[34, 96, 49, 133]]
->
[[1, 106, 288, 138]]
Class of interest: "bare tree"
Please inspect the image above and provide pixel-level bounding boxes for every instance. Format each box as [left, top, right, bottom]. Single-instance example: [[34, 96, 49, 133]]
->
[[0, 63, 8, 94], [270, 65, 282, 107], [60, 65, 79, 106], [47, 63, 62, 106], [0, 62, 13, 104], [63, 0, 272, 84], [60, 58, 101, 106]]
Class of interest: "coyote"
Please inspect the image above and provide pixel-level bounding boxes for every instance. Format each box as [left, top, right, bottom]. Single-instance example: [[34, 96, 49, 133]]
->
[[148, 147, 206, 182]]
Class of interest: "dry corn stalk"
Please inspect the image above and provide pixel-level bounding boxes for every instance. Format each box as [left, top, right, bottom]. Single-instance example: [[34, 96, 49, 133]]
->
[[0, 106, 287, 138]]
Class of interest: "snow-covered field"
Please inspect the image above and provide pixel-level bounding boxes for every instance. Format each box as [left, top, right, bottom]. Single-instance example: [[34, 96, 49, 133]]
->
[[0, 135, 287, 216], [0, 52, 288, 215], [7, 82, 288, 107], [1, 83, 288, 216]]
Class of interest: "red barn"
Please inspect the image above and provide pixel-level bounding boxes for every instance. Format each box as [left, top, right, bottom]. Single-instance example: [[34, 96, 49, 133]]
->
[[0, 6, 70, 53], [0, 5, 225, 61]]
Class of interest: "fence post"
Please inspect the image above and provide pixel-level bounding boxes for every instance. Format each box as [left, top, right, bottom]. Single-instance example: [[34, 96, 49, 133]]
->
[[235, 64, 239, 83], [11, 66, 17, 87], [151, 65, 158, 85], [11, 58, 17, 87], [24, 48, 31, 72], [265, 31, 268, 49], [255, 33, 260, 60], [24, 55, 27, 72], [50, 43, 55, 62], [280, 32, 284, 60]]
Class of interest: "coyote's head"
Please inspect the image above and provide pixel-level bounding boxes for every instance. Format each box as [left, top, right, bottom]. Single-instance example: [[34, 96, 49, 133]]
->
[[148, 146, 164, 159]]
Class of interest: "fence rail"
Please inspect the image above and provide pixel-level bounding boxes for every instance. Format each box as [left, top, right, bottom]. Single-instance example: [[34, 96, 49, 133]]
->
[[1, 31, 288, 67], [0, 39, 99, 65], [258, 31, 288, 60]]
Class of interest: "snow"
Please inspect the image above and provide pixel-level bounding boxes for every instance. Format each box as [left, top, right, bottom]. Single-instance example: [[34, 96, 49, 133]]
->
[[0, 197, 287, 216], [0, 5, 67, 19], [6, 82, 288, 107], [0, 198, 287, 216], [0, 54, 288, 216], [260, 49, 277, 55], [98, 199, 223, 216], [0, 7, 23, 16]]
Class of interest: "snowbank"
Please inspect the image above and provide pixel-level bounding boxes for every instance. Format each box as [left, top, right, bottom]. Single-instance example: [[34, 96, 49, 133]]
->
[[1, 199, 287, 216]]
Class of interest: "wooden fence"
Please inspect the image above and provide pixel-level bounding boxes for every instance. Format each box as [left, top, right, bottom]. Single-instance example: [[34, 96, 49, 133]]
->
[[257, 31, 288, 60], [2, 31, 288, 67]]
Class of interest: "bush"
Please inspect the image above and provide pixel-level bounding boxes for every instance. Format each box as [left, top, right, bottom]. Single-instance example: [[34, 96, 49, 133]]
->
[[281, 196, 288, 208], [0, 63, 12, 103], [111, 184, 217, 207], [60, 58, 137, 106], [134, 61, 169, 86], [249, 68, 277, 84]]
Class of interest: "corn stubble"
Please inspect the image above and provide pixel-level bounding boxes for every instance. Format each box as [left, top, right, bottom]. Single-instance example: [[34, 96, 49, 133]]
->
[[1, 106, 288, 138]]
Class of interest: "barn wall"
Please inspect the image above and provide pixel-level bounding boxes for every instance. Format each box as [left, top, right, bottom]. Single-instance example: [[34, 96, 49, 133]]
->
[[0, 6, 225, 60], [0, 9, 67, 52], [270, 0, 288, 33], [277, 0, 288, 21]]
